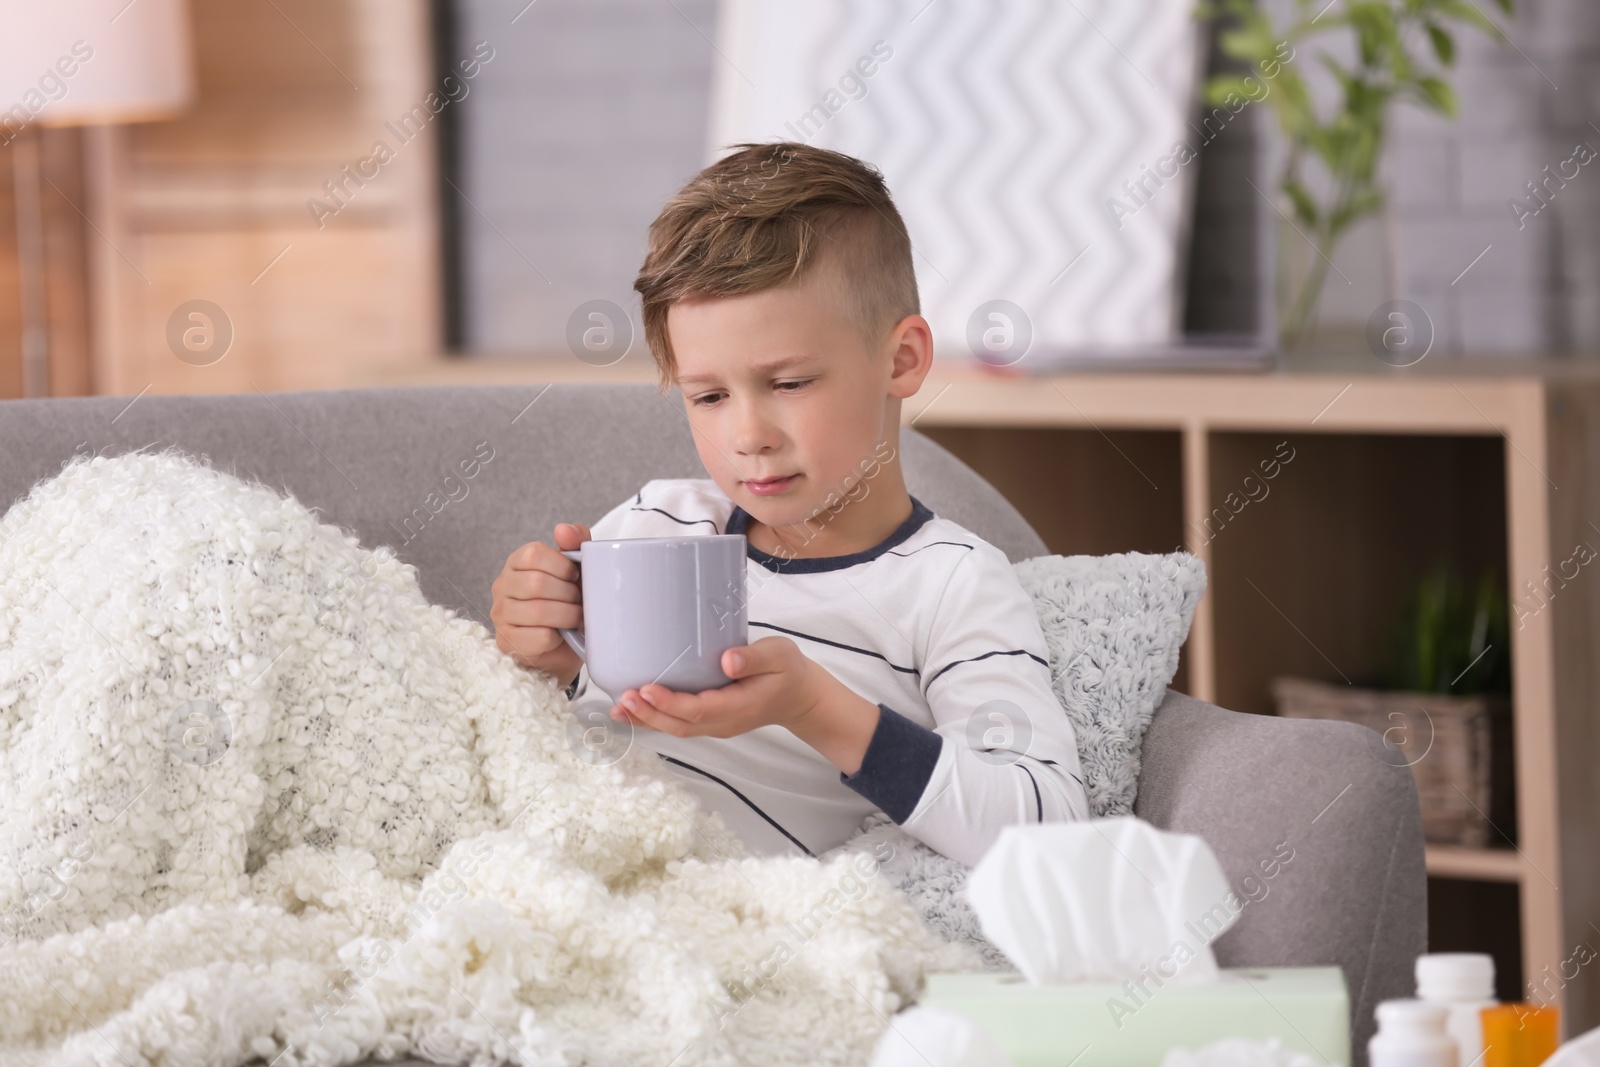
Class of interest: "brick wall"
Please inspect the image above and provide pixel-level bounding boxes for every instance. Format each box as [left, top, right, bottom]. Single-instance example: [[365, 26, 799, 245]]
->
[[1383, 0, 1596, 355]]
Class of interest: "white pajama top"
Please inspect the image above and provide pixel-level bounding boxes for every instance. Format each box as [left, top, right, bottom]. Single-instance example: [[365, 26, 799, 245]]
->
[[564, 479, 1089, 868]]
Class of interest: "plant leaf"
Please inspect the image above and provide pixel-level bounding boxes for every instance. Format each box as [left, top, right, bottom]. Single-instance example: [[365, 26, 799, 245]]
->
[[1416, 75, 1457, 115], [1203, 75, 1261, 107], [1348, 3, 1388, 66], [1432, 0, 1505, 40], [1218, 22, 1281, 63], [1283, 178, 1320, 226], [1426, 22, 1455, 65]]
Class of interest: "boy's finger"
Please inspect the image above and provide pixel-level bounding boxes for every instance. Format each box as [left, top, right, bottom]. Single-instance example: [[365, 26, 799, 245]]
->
[[641, 685, 742, 730], [553, 522, 592, 551], [635, 683, 682, 712], [497, 625, 561, 661], [636, 683, 712, 721], [502, 616, 578, 647], [508, 541, 579, 581], [507, 541, 548, 569], [499, 570, 581, 604], [614, 694, 659, 726], [620, 693, 687, 735], [722, 636, 789, 678]]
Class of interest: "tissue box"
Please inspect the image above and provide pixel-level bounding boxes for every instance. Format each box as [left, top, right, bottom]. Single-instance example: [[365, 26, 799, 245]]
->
[[923, 966, 1349, 1067]]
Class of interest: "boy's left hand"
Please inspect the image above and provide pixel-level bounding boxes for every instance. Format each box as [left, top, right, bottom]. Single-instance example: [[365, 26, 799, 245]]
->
[[610, 635, 822, 738]]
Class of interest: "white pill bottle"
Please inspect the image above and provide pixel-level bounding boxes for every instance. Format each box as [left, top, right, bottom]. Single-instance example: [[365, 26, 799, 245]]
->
[[1370, 1000, 1459, 1067], [1416, 952, 1498, 1067]]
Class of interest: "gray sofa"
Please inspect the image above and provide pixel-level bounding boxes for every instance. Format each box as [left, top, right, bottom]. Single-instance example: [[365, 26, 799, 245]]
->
[[0, 383, 1424, 1065]]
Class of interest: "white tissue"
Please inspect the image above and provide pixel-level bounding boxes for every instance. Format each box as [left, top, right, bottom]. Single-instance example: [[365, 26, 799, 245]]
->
[[869, 1006, 1017, 1067], [965, 816, 1239, 985], [1161, 1036, 1321, 1067]]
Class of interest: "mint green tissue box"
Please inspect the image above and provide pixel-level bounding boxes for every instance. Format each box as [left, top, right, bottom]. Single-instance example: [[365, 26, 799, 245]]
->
[[923, 966, 1350, 1067]]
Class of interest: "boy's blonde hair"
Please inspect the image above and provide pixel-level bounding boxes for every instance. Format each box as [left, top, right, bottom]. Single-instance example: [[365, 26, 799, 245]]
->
[[633, 141, 920, 386]]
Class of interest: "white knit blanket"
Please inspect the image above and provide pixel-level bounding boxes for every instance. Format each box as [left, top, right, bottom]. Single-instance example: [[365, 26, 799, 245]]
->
[[0, 452, 981, 1067]]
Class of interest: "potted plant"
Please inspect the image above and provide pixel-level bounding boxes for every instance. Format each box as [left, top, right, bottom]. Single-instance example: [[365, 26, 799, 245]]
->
[[1199, 0, 1515, 349], [1273, 563, 1514, 847]]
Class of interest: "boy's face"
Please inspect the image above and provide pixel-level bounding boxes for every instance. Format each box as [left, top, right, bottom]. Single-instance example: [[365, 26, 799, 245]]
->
[[667, 263, 925, 530]]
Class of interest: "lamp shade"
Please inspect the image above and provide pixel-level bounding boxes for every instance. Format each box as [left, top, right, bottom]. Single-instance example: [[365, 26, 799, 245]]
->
[[0, 0, 194, 129]]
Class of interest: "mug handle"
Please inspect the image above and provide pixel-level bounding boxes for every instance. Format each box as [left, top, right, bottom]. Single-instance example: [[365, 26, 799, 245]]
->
[[557, 548, 586, 660]]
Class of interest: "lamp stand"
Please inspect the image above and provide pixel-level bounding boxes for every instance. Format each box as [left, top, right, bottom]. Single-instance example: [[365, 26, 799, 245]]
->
[[11, 126, 50, 398]]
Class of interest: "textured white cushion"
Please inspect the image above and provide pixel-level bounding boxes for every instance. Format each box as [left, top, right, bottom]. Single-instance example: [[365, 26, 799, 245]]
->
[[823, 550, 1206, 968], [1015, 551, 1206, 819]]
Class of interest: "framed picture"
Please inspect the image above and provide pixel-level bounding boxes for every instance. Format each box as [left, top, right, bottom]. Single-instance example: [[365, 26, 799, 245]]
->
[[708, 0, 1227, 367]]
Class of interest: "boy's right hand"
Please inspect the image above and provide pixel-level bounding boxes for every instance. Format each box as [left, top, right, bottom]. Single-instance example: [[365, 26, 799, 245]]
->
[[491, 522, 590, 689]]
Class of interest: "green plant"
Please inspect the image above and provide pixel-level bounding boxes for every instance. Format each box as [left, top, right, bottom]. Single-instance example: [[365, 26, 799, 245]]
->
[[1198, 0, 1513, 348], [1379, 562, 1511, 695]]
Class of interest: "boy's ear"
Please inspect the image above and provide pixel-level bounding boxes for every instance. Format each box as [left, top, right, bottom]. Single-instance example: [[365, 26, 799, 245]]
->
[[886, 315, 934, 400]]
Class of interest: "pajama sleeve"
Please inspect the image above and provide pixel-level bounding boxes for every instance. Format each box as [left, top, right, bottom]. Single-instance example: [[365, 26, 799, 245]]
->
[[838, 541, 1089, 868]]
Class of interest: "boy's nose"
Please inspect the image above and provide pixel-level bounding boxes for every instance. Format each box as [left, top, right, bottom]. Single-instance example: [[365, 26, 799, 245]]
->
[[731, 404, 781, 455]]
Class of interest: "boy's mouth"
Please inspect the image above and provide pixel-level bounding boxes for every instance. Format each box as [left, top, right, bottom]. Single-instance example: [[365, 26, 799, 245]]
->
[[743, 474, 799, 496]]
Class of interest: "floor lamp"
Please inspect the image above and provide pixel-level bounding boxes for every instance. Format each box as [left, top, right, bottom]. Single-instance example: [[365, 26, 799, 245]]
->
[[2, 0, 193, 398]]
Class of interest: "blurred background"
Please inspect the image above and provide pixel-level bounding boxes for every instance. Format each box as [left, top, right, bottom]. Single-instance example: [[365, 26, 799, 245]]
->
[[5, 0, 1600, 1035], [3, 0, 1596, 399]]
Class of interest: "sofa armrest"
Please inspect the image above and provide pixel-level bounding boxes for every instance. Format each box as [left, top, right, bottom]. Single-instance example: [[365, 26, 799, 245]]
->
[[1134, 688, 1427, 1066]]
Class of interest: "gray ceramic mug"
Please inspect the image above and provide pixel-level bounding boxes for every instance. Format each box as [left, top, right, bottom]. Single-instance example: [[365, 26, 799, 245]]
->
[[559, 534, 748, 695]]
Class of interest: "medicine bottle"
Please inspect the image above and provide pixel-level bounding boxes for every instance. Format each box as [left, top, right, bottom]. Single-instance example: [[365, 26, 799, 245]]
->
[[1371, 999, 1458, 1067], [1481, 1003, 1559, 1067], [1417, 953, 1497, 1067]]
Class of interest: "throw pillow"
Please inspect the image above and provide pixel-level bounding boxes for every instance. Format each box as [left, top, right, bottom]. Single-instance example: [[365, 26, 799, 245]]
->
[[823, 550, 1207, 968]]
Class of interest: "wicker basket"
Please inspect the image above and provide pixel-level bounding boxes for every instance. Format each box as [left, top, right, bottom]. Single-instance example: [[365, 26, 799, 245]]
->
[[1271, 676, 1515, 848]]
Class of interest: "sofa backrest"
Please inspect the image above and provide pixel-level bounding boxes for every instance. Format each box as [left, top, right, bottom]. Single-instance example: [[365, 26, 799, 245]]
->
[[0, 384, 1047, 625]]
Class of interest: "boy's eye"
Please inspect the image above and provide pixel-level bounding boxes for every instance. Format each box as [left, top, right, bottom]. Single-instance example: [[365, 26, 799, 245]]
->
[[689, 379, 810, 406]]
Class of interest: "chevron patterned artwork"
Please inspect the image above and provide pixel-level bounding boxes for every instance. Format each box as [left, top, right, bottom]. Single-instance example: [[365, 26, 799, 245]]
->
[[707, 0, 1207, 361]]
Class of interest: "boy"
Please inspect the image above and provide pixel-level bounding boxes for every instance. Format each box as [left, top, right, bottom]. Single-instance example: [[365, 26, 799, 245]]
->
[[490, 142, 1088, 868]]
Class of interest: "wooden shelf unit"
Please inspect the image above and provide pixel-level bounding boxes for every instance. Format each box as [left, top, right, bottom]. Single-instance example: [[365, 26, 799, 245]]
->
[[356, 355, 1600, 1032], [915, 368, 1593, 1032], [1426, 845, 1524, 884]]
